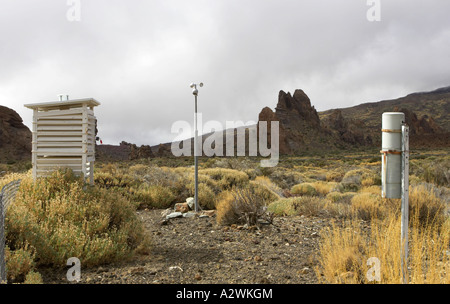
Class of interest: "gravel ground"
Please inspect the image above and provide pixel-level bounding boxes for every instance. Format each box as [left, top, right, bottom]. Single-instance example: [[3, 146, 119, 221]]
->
[[39, 209, 336, 284]]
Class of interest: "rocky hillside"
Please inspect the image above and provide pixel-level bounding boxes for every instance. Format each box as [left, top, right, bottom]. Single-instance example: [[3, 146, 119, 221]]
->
[[96, 141, 156, 162], [319, 86, 450, 149], [143, 86, 449, 158], [320, 86, 450, 132], [7, 86, 445, 163], [0, 106, 32, 163]]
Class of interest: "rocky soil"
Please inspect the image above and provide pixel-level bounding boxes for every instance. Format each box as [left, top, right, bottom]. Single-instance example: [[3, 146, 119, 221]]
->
[[39, 209, 335, 284]]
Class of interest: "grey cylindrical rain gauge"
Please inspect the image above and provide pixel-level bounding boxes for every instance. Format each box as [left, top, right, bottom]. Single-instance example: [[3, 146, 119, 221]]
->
[[381, 112, 405, 198], [381, 111, 410, 284]]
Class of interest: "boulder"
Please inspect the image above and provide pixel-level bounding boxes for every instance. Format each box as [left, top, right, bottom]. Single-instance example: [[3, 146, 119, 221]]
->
[[175, 202, 190, 213], [182, 212, 196, 218], [0, 106, 32, 162], [166, 212, 183, 220]]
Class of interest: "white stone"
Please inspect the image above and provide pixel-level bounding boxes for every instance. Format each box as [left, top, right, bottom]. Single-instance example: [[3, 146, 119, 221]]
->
[[166, 212, 183, 220], [182, 212, 196, 218], [186, 197, 194, 209]]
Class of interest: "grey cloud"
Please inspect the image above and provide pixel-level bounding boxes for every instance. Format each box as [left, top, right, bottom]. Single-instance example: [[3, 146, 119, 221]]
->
[[0, 0, 449, 146]]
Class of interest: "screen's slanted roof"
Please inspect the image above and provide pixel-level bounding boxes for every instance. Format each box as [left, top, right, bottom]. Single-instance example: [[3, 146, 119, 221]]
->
[[24, 98, 100, 110]]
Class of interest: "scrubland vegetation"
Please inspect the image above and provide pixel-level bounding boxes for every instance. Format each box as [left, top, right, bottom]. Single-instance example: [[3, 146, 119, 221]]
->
[[0, 148, 448, 283]]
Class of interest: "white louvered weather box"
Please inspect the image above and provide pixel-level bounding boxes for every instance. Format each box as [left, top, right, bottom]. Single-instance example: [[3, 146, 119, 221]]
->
[[24, 98, 100, 185]]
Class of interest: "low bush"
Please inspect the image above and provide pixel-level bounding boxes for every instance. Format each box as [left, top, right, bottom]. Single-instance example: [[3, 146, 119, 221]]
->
[[291, 183, 317, 196], [23, 270, 44, 284], [248, 182, 280, 205], [409, 184, 447, 228], [94, 171, 135, 189], [142, 166, 182, 189], [6, 170, 150, 277], [325, 170, 345, 182], [350, 193, 386, 221], [134, 184, 176, 209], [189, 183, 216, 210], [267, 168, 305, 190], [128, 164, 149, 177], [420, 159, 450, 187], [200, 168, 249, 190], [268, 197, 325, 217], [5, 246, 41, 284], [340, 169, 379, 192], [251, 176, 283, 197], [311, 181, 338, 196], [215, 187, 274, 226], [326, 191, 356, 204]]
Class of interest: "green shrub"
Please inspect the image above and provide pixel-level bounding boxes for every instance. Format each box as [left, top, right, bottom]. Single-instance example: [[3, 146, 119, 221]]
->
[[268, 197, 325, 217], [326, 170, 345, 182], [5, 246, 36, 284], [291, 183, 317, 196], [250, 176, 282, 201], [189, 183, 216, 210], [6, 170, 150, 270], [134, 185, 176, 209], [142, 166, 182, 188], [23, 271, 43, 284], [128, 164, 149, 177], [267, 168, 305, 189], [200, 168, 249, 190], [249, 182, 280, 204], [326, 191, 356, 204], [420, 161, 450, 187], [94, 171, 135, 189], [311, 181, 338, 196], [340, 169, 379, 192]]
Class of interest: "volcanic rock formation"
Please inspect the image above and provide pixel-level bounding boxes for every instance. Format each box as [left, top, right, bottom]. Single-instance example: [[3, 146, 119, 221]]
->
[[0, 106, 32, 163]]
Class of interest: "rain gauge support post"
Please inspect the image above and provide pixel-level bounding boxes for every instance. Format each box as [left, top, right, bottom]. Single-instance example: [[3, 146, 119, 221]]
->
[[381, 112, 409, 284]]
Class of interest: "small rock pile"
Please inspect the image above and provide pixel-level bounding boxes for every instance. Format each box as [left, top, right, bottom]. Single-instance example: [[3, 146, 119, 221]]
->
[[161, 197, 216, 223]]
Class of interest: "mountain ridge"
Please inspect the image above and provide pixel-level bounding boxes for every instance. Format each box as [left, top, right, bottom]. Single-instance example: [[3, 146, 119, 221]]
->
[[1, 85, 449, 163]]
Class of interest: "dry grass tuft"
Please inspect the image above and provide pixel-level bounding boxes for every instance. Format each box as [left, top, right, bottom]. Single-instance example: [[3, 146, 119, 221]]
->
[[350, 193, 387, 221], [215, 187, 274, 226], [317, 184, 449, 284]]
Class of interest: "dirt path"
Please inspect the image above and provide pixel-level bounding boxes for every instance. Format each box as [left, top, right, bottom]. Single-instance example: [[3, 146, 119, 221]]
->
[[40, 209, 334, 284]]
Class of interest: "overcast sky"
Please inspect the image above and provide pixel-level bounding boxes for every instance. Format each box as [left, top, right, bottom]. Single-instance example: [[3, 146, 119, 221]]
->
[[1, 0, 449, 146]]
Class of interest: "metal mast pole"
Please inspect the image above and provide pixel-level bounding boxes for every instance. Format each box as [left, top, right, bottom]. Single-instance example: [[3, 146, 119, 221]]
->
[[190, 82, 203, 213], [194, 94, 199, 213], [401, 124, 410, 284]]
